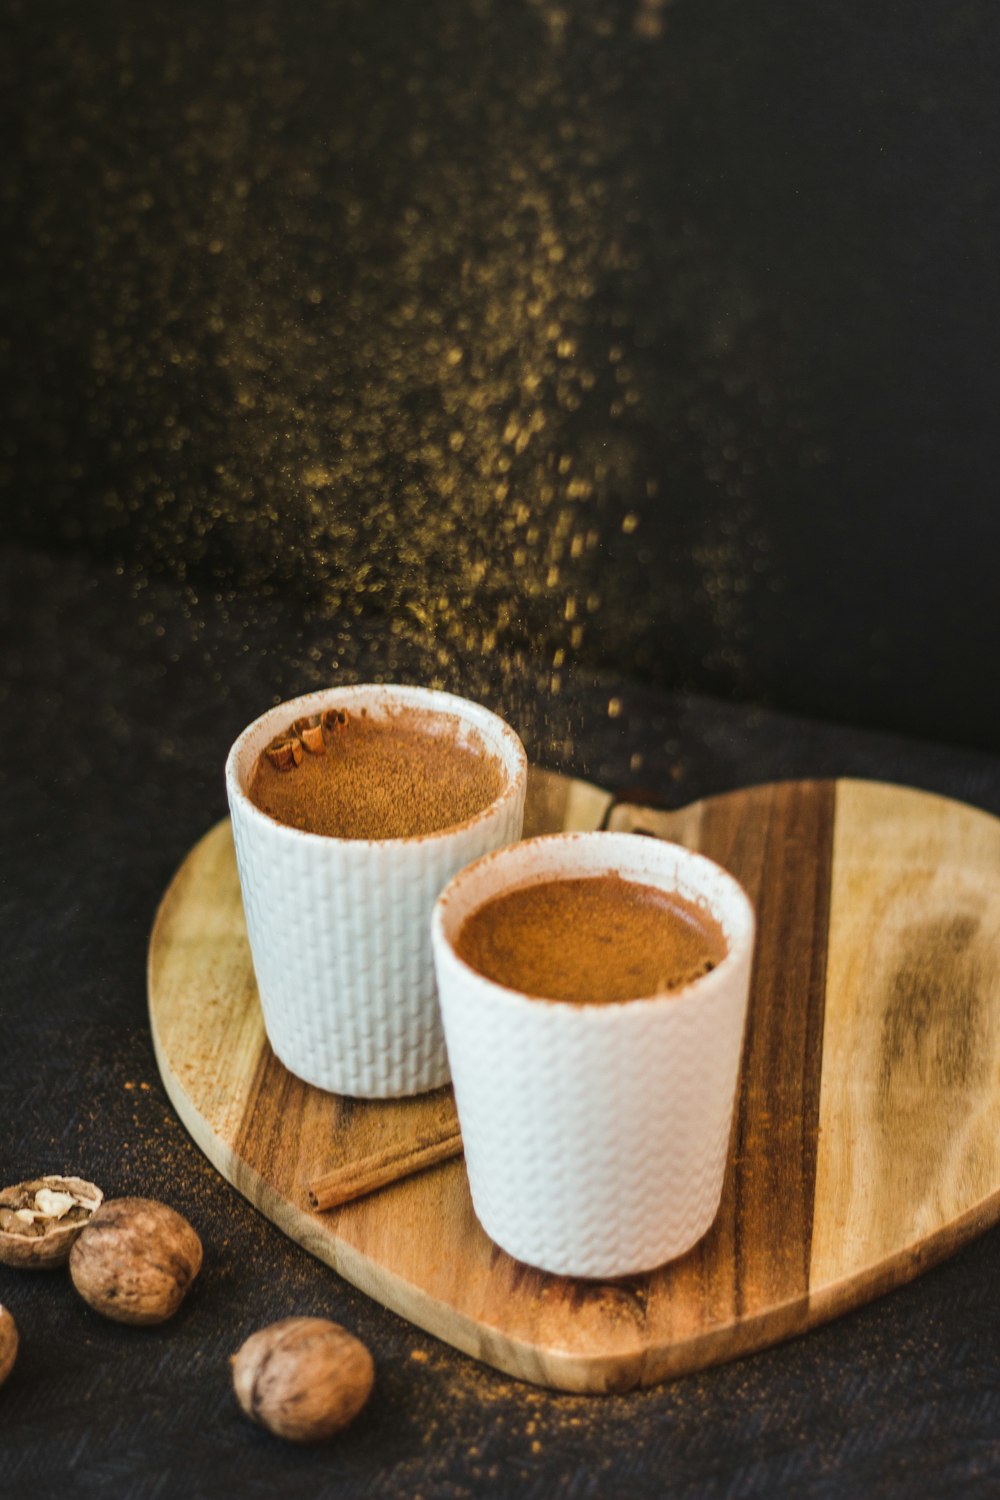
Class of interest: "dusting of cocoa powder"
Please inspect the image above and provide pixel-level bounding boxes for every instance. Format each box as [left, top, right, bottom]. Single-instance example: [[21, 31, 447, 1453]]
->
[[455, 874, 728, 1003], [248, 706, 507, 839]]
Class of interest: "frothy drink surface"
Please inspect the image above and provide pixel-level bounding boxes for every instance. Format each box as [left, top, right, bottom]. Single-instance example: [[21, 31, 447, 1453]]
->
[[247, 706, 507, 839], [454, 873, 728, 1003]]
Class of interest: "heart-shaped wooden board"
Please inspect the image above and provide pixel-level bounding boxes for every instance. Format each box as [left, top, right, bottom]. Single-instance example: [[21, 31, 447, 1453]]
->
[[148, 770, 1000, 1393]]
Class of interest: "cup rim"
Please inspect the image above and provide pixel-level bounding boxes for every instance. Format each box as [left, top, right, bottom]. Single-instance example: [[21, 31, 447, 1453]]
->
[[225, 682, 528, 849], [432, 829, 755, 1013]]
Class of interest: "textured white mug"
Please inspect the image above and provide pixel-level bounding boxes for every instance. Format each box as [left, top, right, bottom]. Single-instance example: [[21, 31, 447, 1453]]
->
[[226, 684, 527, 1098], [432, 831, 755, 1278]]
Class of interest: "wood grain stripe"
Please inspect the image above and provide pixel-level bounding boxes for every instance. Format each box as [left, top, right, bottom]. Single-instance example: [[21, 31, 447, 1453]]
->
[[630, 780, 836, 1379], [697, 780, 835, 1316]]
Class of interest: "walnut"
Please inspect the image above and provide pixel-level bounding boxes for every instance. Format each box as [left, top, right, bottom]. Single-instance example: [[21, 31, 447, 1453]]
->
[[0, 1305, 17, 1388], [0, 1176, 104, 1269], [231, 1317, 374, 1442], [69, 1198, 202, 1325]]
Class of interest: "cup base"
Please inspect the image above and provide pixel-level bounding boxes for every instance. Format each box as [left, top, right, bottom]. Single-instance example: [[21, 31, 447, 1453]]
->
[[268, 1040, 452, 1101], [472, 1189, 722, 1281]]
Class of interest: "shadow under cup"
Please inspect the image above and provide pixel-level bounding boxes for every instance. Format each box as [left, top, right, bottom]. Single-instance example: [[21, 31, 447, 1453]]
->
[[431, 832, 756, 1279], [225, 684, 527, 1099]]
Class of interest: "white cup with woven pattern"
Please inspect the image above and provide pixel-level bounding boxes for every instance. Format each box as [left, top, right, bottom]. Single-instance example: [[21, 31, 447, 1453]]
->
[[432, 831, 755, 1278], [226, 685, 527, 1098]]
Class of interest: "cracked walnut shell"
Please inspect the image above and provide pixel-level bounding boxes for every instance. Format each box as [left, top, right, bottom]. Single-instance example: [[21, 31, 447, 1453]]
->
[[69, 1198, 202, 1325], [231, 1317, 374, 1442], [0, 1305, 17, 1388], [0, 1176, 104, 1269]]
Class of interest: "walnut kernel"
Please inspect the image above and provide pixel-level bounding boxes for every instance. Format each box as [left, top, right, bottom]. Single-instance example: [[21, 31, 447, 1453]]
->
[[0, 1176, 104, 1269], [0, 1305, 17, 1388], [69, 1198, 202, 1325], [231, 1317, 374, 1442]]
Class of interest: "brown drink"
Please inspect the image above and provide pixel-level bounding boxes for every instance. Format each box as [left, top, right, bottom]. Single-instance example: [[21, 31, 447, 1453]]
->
[[247, 704, 507, 840], [453, 873, 727, 1003]]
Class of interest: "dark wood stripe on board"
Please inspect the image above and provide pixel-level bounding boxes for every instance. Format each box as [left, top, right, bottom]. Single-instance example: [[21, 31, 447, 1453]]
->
[[697, 779, 836, 1318], [598, 779, 837, 1380]]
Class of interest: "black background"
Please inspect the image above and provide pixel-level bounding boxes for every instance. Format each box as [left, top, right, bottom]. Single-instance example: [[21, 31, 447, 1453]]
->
[[3, 0, 999, 749], [3, 1, 1000, 1496]]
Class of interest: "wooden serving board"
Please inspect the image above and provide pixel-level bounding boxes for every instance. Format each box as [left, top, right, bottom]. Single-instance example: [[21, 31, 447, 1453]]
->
[[148, 771, 1000, 1393]]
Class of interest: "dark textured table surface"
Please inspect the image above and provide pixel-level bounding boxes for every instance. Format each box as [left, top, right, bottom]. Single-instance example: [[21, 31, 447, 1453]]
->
[[3, 543, 1000, 1499]]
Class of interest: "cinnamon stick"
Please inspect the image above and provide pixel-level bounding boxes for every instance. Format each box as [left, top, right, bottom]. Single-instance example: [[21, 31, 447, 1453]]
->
[[307, 1125, 464, 1211]]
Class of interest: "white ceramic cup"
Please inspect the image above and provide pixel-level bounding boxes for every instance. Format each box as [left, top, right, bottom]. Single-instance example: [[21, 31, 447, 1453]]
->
[[431, 831, 755, 1278], [226, 684, 527, 1098]]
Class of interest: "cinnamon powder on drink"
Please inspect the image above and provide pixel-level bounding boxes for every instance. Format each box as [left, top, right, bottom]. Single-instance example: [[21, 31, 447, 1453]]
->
[[454, 874, 728, 1003], [247, 706, 507, 840]]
